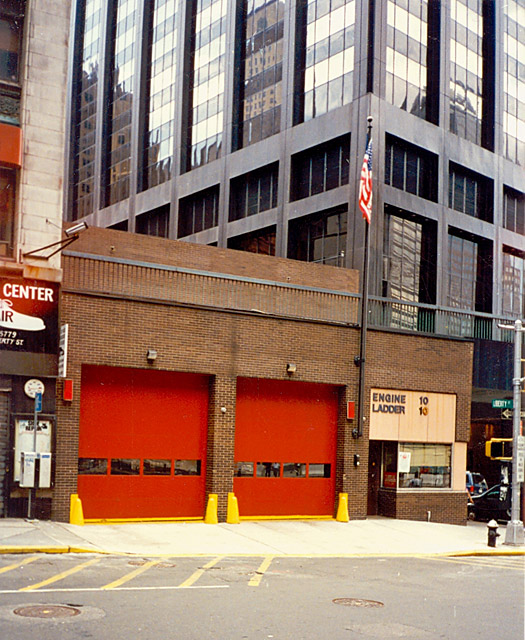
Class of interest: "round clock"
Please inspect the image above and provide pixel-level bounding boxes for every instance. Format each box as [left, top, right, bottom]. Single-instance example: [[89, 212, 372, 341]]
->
[[24, 379, 45, 399]]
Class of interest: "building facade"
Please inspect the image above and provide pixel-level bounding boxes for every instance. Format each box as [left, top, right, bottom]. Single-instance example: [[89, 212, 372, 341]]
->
[[52, 227, 472, 525], [0, 0, 71, 517], [64, 0, 524, 483]]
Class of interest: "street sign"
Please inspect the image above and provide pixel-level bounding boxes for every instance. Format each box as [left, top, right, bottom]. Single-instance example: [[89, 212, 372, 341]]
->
[[501, 409, 525, 420], [492, 399, 513, 409], [517, 453, 525, 483], [35, 392, 42, 413]]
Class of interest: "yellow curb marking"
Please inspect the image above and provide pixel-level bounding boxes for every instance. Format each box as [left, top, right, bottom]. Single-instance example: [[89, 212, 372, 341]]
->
[[178, 556, 225, 588], [101, 560, 160, 590], [249, 555, 275, 587], [0, 555, 39, 574], [19, 558, 101, 591]]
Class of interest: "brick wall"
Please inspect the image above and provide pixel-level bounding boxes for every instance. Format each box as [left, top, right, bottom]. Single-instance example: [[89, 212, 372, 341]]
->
[[379, 489, 467, 526], [53, 249, 473, 524]]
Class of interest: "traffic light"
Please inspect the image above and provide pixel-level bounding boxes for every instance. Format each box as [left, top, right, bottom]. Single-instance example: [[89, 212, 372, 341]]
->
[[485, 438, 513, 460]]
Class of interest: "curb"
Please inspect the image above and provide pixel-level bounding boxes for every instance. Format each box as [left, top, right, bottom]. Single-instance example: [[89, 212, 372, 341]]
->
[[0, 546, 523, 557]]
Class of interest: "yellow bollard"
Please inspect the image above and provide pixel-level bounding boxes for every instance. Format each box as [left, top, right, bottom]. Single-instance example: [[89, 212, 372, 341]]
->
[[204, 493, 218, 524], [336, 492, 349, 522], [227, 492, 240, 524], [69, 493, 85, 526]]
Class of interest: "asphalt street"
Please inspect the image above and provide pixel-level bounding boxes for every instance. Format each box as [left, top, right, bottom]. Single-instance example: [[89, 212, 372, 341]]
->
[[0, 553, 522, 639]]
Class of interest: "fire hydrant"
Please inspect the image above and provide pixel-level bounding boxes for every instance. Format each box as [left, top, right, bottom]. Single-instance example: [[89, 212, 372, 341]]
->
[[487, 519, 500, 547]]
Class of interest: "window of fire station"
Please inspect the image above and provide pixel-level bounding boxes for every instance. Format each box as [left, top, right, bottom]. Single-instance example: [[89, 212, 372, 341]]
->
[[381, 442, 452, 489]]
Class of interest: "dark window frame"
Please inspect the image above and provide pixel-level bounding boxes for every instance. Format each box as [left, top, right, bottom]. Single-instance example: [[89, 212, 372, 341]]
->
[[385, 135, 438, 202], [448, 163, 493, 223], [229, 163, 278, 221], [290, 135, 350, 202]]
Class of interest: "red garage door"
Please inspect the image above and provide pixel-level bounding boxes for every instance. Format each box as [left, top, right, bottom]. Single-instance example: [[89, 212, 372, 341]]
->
[[234, 378, 338, 517], [77, 366, 208, 520]]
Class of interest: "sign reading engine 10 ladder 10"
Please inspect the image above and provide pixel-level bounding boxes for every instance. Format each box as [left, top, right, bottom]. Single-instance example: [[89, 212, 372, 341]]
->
[[369, 389, 456, 442]]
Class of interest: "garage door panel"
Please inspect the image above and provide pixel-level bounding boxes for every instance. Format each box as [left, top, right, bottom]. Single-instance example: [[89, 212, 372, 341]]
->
[[234, 378, 338, 517], [78, 366, 208, 519]]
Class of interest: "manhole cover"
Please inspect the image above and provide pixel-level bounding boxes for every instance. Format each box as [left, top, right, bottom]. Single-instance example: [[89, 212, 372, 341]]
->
[[333, 598, 384, 608], [14, 605, 81, 619]]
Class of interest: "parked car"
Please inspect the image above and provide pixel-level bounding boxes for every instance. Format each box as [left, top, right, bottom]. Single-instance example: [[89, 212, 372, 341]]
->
[[468, 484, 511, 522], [466, 471, 488, 495]]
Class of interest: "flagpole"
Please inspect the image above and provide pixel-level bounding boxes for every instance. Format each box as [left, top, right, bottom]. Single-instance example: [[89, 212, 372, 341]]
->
[[354, 116, 373, 439]]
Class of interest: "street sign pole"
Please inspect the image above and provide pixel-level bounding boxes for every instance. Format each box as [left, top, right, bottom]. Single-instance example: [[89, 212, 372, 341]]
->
[[27, 392, 42, 520], [500, 319, 524, 546]]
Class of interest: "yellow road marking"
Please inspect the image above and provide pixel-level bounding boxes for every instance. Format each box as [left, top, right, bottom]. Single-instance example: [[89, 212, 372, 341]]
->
[[178, 556, 224, 588], [101, 560, 160, 590], [249, 555, 275, 587], [19, 558, 100, 591], [0, 556, 39, 575], [433, 556, 525, 571]]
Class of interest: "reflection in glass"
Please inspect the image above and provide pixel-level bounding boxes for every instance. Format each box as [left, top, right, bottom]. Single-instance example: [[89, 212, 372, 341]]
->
[[235, 462, 254, 477], [398, 443, 451, 489], [111, 459, 140, 475], [296, 0, 355, 123], [238, 0, 284, 147], [78, 458, 108, 475], [257, 462, 281, 477], [503, 188, 525, 236], [288, 207, 347, 268], [502, 251, 525, 319], [143, 459, 171, 475], [385, 0, 430, 120], [73, 0, 103, 219], [106, 0, 138, 205], [283, 463, 306, 478], [187, 0, 227, 170], [449, 0, 483, 144], [141, 0, 179, 189], [308, 463, 331, 478], [174, 459, 201, 476], [503, 1, 525, 166]]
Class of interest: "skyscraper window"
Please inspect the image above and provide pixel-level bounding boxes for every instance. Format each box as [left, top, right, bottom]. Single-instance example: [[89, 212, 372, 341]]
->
[[294, 0, 355, 124], [72, 0, 103, 219], [140, 0, 179, 190], [236, 0, 284, 148], [503, 0, 525, 166], [186, 0, 227, 170], [449, 0, 494, 148], [502, 248, 525, 318], [385, 0, 439, 123], [105, 0, 138, 206]]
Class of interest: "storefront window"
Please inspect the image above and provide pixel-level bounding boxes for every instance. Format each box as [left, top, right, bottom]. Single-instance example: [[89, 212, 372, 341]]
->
[[399, 443, 451, 488], [382, 442, 451, 489]]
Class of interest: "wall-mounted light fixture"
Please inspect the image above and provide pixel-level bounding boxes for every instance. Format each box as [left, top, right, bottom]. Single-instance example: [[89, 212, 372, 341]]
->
[[286, 363, 297, 375], [354, 454, 360, 467], [146, 349, 157, 363], [24, 221, 89, 259]]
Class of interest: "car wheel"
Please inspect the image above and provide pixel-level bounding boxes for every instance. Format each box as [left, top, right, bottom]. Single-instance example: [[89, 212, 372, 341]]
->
[[506, 508, 511, 520], [468, 510, 476, 521]]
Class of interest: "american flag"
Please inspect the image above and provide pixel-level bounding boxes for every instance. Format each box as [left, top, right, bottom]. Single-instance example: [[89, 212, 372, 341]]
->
[[359, 139, 373, 224]]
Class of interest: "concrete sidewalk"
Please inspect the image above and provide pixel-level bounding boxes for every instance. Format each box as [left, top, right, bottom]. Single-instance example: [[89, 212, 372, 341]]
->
[[0, 517, 523, 557]]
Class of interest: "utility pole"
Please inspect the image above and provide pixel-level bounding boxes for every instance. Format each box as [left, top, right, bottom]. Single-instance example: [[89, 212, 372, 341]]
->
[[498, 319, 524, 546]]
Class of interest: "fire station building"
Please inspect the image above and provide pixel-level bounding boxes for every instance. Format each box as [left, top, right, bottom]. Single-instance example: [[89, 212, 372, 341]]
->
[[51, 227, 472, 525]]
